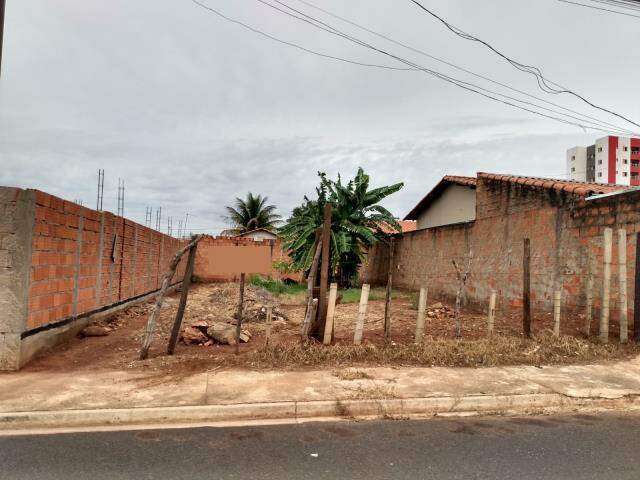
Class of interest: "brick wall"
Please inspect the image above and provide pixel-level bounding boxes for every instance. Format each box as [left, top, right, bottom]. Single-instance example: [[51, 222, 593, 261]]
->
[[194, 235, 300, 282], [27, 190, 187, 332], [0, 186, 188, 369], [361, 177, 640, 328]]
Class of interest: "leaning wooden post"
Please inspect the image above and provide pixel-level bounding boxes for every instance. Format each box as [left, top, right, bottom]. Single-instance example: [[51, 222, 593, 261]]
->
[[265, 305, 273, 347], [139, 235, 201, 360], [487, 291, 496, 336], [600, 228, 613, 343], [235, 273, 245, 355], [585, 250, 595, 337], [167, 241, 199, 354], [312, 203, 332, 340], [353, 284, 370, 345], [553, 290, 561, 337], [414, 287, 427, 344], [523, 238, 532, 338], [302, 299, 318, 344], [618, 229, 628, 343], [323, 283, 338, 345], [384, 237, 395, 340], [634, 232, 640, 343]]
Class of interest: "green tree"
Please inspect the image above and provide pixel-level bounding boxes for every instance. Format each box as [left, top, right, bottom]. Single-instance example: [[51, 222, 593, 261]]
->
[[224, 193, 281, 234], [280, 168, 403, 286]]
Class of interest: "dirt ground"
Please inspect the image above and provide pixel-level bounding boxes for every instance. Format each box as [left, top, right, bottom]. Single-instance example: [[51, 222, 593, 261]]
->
[[23, 282, 639, 374]]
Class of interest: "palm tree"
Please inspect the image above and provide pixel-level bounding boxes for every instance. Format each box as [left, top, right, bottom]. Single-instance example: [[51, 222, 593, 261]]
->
[[280, 168, 403, 286], [224, 193, 281, 234]]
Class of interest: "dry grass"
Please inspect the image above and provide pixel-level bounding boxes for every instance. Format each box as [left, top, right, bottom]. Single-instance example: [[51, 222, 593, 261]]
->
[[238, 331, 640, 370], [332, 369, 374, 381]]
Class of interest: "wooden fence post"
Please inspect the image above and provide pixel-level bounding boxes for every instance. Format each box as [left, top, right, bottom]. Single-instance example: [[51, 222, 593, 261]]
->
[[600, 228, 613, 343], [265, 305, 273, 347], [585, 250, 594, 337], [414, 287, 427, 344], [523, 238, 532, 338], [487, 291, 496, 335], [167, 242, 198, 354], [618, 229, 628, 343], [634, 232, 640, 342], [323, 283, 338, 345], [313, 203, 332, 340], [139, 235, 201, 360], [384, 237, 394, 340], [235, 273, 245, 355], [553, 290, 561, 337], [353, 284, 370, 345]]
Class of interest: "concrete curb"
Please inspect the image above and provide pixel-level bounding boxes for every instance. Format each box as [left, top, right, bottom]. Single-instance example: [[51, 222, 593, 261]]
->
[[2, 393, 640, 431]]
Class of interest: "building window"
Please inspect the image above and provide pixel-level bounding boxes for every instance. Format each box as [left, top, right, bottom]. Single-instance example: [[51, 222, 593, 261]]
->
[[624, 172, 628, 177], [598, 147, 603, 152], [598, 172, 602, 177], [571, 155, 575, 160], [571, 167, 575, 172], [598, 159, 602, 165], [624, 146, 629, 152], [624, 159, 628, 164]]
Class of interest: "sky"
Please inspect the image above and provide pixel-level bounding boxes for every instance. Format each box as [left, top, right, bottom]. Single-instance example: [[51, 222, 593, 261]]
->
[[1, 0, 639, 234]]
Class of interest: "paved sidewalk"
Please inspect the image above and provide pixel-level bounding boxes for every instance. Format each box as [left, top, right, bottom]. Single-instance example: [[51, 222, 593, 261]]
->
[[2, 357, 640, 430]]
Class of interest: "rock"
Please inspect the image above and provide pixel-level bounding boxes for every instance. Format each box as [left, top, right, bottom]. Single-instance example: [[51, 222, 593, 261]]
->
[[181, 326, 208, 345], [207, 323, 238, 345], [79, 325, 110, 337]]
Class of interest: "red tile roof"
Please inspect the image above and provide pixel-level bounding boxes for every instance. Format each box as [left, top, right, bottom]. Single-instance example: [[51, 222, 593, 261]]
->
[[404, 175, 477, 220], [380, 220, 417, 233], [477, 172, 628, 197]]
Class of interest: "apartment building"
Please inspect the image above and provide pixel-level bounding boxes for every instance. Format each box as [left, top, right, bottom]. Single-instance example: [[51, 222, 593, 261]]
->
[[567, 136, 640, 186]]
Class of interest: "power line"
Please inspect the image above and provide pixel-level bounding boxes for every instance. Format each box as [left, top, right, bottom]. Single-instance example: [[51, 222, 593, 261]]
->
[[190, 0, 413, 71], [247, 0, 636, 133], [558, 0, 640, 17], [407, 0, 640, 128], [292, 0, 636, 135]]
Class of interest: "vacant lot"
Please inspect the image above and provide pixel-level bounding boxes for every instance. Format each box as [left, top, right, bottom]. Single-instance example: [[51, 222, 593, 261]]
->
[[23, 281, 639, 374]]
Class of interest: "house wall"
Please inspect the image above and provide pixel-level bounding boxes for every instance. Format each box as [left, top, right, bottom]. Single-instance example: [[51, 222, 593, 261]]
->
[[0, 187, 188, 370], [238, 230, 279, 241], [362, 178, 640, 332], [416, 184, 476, 229]]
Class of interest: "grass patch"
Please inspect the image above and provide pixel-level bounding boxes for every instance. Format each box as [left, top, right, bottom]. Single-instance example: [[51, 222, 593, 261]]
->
[[340, 287, 400, 303], [240, 332, 640, 369], [249, 275, 306, 296]]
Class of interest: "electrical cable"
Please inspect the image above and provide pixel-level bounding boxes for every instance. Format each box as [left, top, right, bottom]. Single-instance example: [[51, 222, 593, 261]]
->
[[408, 0, 640, 128]]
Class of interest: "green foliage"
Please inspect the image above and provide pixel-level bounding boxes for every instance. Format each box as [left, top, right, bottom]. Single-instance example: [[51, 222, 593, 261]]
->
[[249, 275, 306, 296], [224, 193, 281, 234], [279, 167, 403, 286]]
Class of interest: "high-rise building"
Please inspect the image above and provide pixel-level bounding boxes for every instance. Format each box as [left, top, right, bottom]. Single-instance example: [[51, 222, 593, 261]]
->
[[567, 136, 640, 186]]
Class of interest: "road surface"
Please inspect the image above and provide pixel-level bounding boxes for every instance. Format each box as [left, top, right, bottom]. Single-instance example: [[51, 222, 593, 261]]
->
[[2, 413, 639, 479]]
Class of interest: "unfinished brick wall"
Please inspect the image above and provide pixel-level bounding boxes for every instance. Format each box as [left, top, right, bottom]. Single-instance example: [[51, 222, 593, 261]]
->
[[27, 191, 187, 332], [362, 177, 640, 327], [0, 187, 188, 370], [194, 235, 300, 282]]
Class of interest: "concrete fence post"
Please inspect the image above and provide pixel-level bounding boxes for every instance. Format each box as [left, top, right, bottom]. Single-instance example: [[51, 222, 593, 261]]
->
[[600, 228, 613, 343], [0, 188, 36, 371]]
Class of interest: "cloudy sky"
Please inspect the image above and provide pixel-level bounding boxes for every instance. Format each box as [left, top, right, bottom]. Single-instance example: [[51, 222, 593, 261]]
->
[[1, 0, 638, 234]]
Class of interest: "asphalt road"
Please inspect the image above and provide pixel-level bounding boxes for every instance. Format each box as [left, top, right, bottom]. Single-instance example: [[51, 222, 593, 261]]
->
[[2, 413, 640, 479]]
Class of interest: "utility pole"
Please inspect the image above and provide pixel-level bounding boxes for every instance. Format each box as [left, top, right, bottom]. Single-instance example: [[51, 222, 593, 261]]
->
[[0, 0, 6, 78]]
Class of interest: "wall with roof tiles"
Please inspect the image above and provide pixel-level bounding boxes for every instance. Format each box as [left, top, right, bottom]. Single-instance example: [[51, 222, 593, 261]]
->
[[362, 176, 640, 337]]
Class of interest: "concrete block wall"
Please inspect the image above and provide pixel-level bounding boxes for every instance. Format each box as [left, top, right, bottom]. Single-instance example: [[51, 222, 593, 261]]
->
[[362, 178, 640, 331], [0, 187, 187, 370]]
